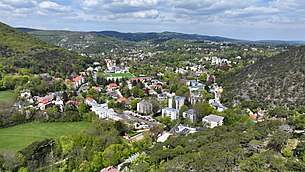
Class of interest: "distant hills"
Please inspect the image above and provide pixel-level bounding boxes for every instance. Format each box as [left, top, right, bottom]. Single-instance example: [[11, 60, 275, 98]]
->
[[92, 31, 239, 43], [17, 28, 134, 55], [18, 28, 305, 45], [220, 45, 305, 109]]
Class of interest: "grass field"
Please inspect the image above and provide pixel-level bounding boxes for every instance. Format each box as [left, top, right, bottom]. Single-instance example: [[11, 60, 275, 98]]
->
[[0, 121, 91, 152], [0, 91, 17, 104], [106, 73, 136, 79]]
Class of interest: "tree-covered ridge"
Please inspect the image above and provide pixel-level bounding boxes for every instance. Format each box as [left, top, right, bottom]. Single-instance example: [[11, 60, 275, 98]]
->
[[220, 45, 305, 109], [17, 28, 135, 55], [0, 22, 51, 52], [0, 22, 91, 76], [129, 120, 305, 172]]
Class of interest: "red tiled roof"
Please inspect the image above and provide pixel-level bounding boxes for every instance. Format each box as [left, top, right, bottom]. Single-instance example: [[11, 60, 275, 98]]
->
[[85, 97, 94, 102], [130, 78, 141, 81], [249, 113, 257, 120], [92, 86, 101, 89], [118, 97, 127, 102], [72, 76, 83, 82], [109, 83, 118, 87], [66, 100, 80, 106], [38, 98, 52, 104]]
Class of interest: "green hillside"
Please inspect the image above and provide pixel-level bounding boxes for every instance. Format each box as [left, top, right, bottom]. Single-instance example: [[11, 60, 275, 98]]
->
[[0, 22, 91, 76], [220, 45, 305, 109]]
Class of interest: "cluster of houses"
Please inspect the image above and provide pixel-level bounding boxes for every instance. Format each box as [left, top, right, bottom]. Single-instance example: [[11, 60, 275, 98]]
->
[[16, 90, 64, 112]]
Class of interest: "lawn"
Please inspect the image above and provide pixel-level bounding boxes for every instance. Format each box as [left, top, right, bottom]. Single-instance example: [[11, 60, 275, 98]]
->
[[0, 121, 91, 152], [0, 90, 17, 104], [107, 73, 136, 79]]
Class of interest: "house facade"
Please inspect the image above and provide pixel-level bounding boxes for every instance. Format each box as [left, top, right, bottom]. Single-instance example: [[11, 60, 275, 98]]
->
[[72, 76, 85, 88]]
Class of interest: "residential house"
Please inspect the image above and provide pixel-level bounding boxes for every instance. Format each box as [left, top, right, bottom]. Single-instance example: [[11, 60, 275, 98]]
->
[[36, 97, 53, 111], [52, 96, 64, 112], [186, 80, 200, 86], [66, 100, 80, 108], [85, 97, 97, 107], [72, 76, 85, 88], [20, 89, 32, 99], [202, 114, 224, 128], [162, 107, 179, 120], [182, 109, 197, 123], [137, 100, 153, 115], [169, 124, 204, 135], [92, 86, 102, 92], [157, 94, 167, 101]]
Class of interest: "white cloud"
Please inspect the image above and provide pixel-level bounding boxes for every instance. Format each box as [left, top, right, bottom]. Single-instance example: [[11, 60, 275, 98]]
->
[[38, 1, 72, 12], [132, 9, 159, 18], [1, 0, 37, 8]]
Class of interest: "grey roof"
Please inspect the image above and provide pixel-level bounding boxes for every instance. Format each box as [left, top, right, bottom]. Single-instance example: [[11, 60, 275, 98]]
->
[[139, 100, 152, 106], [20, 89, 31, 93], [163, 107, 179, 113], [184, 109, 196, 115], [169, 124, 205, 135], [203, 114, 224, 123], [174, 96, 185, 101]]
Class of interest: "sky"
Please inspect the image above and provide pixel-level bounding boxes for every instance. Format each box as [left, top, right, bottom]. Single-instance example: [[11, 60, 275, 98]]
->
[[1, 0, 305, 41]]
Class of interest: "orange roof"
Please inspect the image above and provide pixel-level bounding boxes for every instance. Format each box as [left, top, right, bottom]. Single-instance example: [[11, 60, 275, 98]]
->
[[130, 78, 141, 81], [109, 83, 118, 87], [249, 113, 257, 120], [149, 89, 155, 92], [66, 100, 80, 106], [85, 97, 94, 102], [38, 98, 52, 104], [118, 97, 127, 102], [92, 86, 101, 89], [72, 76, 83, 82]]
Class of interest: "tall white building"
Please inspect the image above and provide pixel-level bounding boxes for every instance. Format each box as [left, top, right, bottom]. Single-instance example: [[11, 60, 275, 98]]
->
[[162, 107, 179, 120], [137, 100, 153, 114], [168, 96, 185, 110]]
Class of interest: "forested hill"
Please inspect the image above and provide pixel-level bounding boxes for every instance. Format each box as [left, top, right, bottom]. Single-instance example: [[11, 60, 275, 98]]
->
[[220, 45, 305, 109], [16, 28, 135, 54], [93, 31, 238, 43], [0, 22, 91, 77]]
